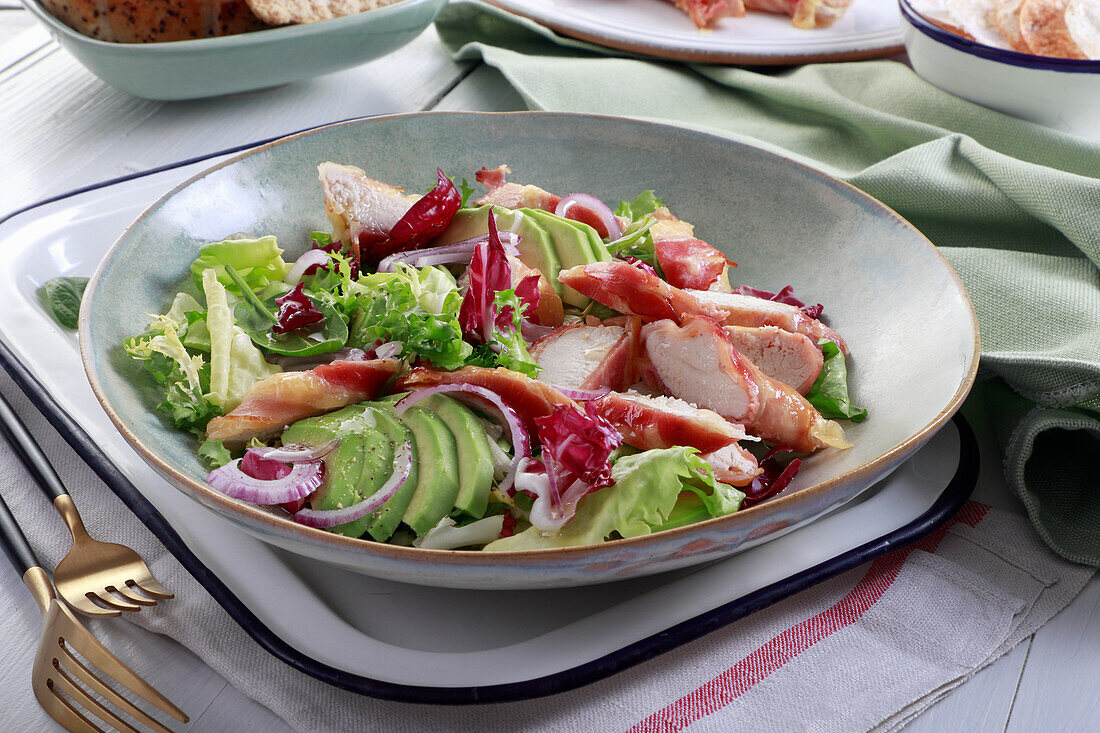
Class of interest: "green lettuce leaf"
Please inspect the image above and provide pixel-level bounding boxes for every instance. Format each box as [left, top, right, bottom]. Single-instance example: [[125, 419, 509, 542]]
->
[[349, 265, 472, 370], [805, 339, 867, 422], [190, 236, 289, 295], [197, 438, 232, 468], [124, 299, 220, 433], [201, 269, 281, 411], [614, 190, 664, 220], [484, 447, 743, 550]]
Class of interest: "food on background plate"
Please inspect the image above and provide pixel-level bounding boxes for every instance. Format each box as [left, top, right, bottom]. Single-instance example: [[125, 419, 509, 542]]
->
[[124, 163, 866, 552], [668, 0, 856, 29], [909, 0, 1100, 58], [40, 0, 404, 42]]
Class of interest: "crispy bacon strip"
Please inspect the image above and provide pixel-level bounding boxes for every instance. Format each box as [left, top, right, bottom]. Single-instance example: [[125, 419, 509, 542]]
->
[[397, 366, 578, 436], [205, 359, 402, 448], [650, 212, 732, 292]]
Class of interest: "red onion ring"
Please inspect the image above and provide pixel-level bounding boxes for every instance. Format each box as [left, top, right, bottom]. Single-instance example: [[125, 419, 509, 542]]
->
[[284, 249, 331, 286], [248, 440, 339, 464], [556, 194, 622, 241], [376, 233, 520, 273], [207, 459, 324, 505], [552, 386, 610, 401], [292, 441, 412, 528], [374, 341, 403, 360]]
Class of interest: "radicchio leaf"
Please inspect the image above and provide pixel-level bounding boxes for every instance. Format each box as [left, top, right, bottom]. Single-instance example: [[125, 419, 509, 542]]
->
[[524, 402, 623, 530], [365, 168, 461, 268], [619, 255, 658, 277], [741, 447, 801, 508], [459, 214, 511, 344], [736, 284, 824, 319], [272, 283, 325, 334]]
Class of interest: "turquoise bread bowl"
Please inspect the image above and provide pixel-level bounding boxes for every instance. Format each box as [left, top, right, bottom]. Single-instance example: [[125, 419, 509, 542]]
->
[[80, 112, 979, 589], [19, 0, 445, 100]]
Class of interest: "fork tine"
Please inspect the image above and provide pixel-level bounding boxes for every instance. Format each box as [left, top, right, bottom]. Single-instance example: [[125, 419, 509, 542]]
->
[[110, 584, 157, 607], [48, 664, 141, 733], [90, 591, 143, 613], [131, 577, 174, 600], [66, 594, 122, 619], [33, 682, 105, 733], [56, 646, 175, 733], [60, 614, 189, 723]]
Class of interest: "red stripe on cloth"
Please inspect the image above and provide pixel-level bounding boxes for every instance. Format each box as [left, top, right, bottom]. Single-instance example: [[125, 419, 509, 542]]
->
[[630, 501, 991, 733]]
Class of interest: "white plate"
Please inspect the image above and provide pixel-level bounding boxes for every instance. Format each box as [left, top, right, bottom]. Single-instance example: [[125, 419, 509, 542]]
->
[[485, 0, 904, 64], [0, 159, 974, 698]]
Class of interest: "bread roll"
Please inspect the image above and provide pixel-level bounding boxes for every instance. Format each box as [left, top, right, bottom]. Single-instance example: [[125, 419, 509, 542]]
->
[[41, 0, 270, 43]]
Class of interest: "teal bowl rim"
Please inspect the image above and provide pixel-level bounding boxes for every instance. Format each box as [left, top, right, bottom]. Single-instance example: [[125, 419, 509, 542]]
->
[[20, 0, 442, 54], [78, 110, 981, 561]]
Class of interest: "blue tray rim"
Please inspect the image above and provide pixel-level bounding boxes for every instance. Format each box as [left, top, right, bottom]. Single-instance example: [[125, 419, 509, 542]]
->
[[0, 146, 979, 705]]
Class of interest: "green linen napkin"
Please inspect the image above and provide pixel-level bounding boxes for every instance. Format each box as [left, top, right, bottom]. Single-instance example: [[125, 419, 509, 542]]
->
[[435, 1, 1100, 565]]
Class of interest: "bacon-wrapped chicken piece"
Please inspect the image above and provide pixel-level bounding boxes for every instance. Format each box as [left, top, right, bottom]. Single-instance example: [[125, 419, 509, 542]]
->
[[642, 316, 849, 452], [205, 359, 402, 448]]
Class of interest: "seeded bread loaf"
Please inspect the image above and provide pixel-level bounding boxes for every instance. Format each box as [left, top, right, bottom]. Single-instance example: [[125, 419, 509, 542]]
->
[[40, 0, 270, 43]]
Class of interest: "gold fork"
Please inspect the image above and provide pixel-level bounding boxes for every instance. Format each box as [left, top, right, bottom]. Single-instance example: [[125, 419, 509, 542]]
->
[[0, 491, 188, 732], [0, 392, 172, 617]]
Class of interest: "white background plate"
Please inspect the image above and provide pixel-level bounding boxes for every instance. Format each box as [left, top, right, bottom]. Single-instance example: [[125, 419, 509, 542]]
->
[[0, 161, 971, 694], [485, 0, 904, 64]]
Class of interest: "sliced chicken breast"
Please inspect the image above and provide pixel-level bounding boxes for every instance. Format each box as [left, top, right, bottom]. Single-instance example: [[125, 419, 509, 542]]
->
[[592, 391, 749, 453], [317, 162, 419, 256], [642, 317, 848, 452], [688, 289, 848, 352], [509, 255, 564, 327], [702, 443, 762, 487], [474, 183, 561, 213], [531, 318, 640, 392], [724, 325, 823, 394], [205, 359, 402, 448]]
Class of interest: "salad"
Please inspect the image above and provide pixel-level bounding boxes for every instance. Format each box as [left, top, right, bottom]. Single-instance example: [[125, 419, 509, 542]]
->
[[124, 163, 865, 551]]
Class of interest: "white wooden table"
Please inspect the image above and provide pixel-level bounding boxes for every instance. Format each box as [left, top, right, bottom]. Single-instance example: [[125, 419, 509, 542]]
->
[[1, 7, 1097, 731]]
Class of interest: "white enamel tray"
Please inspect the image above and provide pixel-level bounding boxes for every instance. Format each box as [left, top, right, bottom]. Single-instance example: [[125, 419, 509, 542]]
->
[[484, 0, 904, 65], [0, 156, 976, 701]]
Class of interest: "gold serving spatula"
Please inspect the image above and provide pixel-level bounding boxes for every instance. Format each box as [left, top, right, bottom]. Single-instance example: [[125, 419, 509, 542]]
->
[[0, 392, 172, 617]]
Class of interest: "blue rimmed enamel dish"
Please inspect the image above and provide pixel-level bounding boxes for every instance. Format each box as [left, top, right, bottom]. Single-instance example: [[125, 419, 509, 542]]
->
[[79, 111, 980, 589], [899, 0, 1100, 136]]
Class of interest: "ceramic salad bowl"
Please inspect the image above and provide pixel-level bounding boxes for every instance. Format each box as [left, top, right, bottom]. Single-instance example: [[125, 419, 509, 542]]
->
[[80, 112, 979, 589]]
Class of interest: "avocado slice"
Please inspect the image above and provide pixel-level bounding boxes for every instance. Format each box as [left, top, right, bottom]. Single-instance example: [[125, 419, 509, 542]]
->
[[435, 206, 562, 297], [282, 405, 393, 539], [400, 405, 461, 537], [521, 209, 603, 308], [421, 395, 494, 519], [282, 409, 372, 538], [363, 404, 419, 542]]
